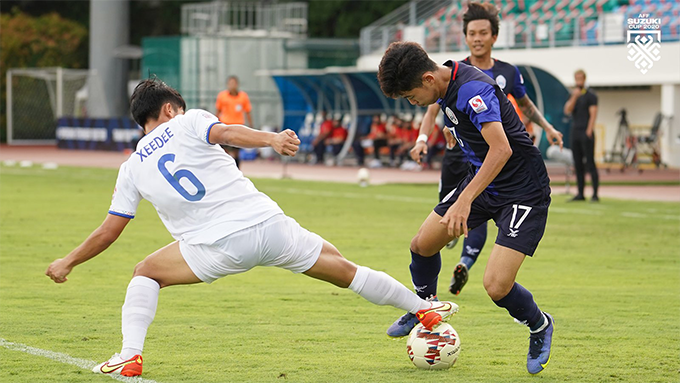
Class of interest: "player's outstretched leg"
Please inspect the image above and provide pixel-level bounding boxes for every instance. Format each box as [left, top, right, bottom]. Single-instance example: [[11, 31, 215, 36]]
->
[[301, 240, 458, 337], [450, 221, 487, 295]]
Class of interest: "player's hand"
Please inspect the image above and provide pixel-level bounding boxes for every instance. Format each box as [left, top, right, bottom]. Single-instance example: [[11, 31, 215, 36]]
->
[[442, 127, 456, 150], [410, 141, 427, 164], [545, 125, 564, 149], [273, 129, 300, 157], [586, 128, 593, 139], [439, 199, 471, 239], [46, 258, 72, 283]]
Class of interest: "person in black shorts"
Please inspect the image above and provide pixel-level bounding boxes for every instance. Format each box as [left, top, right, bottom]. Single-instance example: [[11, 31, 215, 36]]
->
[[411, 2, 562, 296], [563, 69, 599, 202], [377, 41, 563, 375]]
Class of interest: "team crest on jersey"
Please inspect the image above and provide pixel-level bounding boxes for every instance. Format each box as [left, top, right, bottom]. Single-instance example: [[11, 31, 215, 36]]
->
[[445, 107, 458, 125], [495, 74, 507, 90], [469, 95, 488, 113]]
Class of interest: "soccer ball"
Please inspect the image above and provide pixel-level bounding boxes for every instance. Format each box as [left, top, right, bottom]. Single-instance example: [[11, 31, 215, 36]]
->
[[406, 323, 461, 370], [357, 167, 370, 187]]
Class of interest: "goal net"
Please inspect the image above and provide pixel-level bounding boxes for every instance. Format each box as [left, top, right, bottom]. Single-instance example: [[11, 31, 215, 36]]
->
[[6, 68, 91, 145]]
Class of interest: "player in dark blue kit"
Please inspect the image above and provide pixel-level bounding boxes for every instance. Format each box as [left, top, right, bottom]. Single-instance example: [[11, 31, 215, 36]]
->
[[377, 41, 563, 374], [411, 2, 562, 297]]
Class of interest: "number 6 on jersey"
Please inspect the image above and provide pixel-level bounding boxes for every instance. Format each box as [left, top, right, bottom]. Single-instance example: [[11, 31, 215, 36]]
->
[[158, 153, 206, 201]]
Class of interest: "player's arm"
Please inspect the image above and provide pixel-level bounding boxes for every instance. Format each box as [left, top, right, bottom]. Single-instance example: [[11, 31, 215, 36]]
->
[[46, 214, 130, 283], [586, 104, 598, 138], [209, 124, 300, 156], [410, 104, 440, 163], [440, 121, 512, 237], [517, 95, 563, 148]]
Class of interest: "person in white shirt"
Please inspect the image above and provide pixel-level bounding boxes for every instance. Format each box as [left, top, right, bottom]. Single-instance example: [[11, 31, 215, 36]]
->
[[45, 78, 457, 377]]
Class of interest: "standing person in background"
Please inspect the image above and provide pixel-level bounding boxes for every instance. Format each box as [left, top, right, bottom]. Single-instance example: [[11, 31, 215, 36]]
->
[[409, 2, 562, 297], [563, 69, 599, 202], [215, 75, 253, 168]]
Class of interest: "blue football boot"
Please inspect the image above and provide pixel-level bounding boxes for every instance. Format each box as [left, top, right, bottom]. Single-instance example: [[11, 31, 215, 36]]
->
[[527, 312, 554, 374]]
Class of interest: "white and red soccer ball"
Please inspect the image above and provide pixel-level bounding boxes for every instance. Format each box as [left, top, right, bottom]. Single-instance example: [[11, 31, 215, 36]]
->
[[406, 323, 461, 370]]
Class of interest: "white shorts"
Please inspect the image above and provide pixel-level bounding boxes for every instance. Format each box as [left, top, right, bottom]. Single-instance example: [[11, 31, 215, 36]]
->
[[179, 214, 324, 283]]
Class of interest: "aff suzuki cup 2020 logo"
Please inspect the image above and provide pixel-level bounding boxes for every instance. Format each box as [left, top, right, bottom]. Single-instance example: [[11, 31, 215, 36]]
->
[[626, 14, 661, 75]]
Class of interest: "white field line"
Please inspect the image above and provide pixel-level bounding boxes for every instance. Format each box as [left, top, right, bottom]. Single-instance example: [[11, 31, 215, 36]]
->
[[0, 338, 161, 383], [266, 187, 680, 221]]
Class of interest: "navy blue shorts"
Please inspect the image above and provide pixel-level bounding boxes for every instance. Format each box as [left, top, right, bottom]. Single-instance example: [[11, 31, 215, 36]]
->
[[434, 177, 551, 256]]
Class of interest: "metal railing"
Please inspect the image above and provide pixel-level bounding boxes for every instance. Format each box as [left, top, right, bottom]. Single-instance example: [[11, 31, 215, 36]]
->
[[360, 0, 453, 55], [182, 1, 307, 37]]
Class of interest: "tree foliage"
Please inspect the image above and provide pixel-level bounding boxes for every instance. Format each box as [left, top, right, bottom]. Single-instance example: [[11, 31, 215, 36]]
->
[[305, 0, 408, 38], [1, 8, 88, 141]]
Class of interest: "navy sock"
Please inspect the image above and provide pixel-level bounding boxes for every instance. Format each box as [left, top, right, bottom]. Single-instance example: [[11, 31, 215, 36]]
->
[[459, 222, 487, 270], [493, 283, 543, 330], [409, 250, 441, 300]]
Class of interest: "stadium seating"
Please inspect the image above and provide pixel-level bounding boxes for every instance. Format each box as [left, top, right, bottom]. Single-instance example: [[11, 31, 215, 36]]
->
[[418, 0, 678, 52]]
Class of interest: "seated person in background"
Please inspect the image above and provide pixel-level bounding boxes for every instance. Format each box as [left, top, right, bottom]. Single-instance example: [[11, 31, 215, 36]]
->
[[398, 118, 419, 167], [369, 115, 388, 168], [328, 116, 348, 158], [351, 116, 374, 167], [387, 115, 404, 167], [312, 111, 334, 164]]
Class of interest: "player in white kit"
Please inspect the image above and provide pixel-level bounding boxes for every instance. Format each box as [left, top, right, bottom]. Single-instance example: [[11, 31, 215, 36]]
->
[[45, 78, 457, 377]]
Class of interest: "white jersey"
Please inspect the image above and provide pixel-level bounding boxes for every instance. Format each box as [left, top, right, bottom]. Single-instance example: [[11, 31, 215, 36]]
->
[[109, 109, 284, 245]]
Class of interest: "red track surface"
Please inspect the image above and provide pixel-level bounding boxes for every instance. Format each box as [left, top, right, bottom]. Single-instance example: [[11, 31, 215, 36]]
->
[[1, 145, 678, 202]]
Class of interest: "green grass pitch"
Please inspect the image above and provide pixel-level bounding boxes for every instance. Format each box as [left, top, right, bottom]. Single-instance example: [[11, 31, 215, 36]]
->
[[1, 165, 678, 383]]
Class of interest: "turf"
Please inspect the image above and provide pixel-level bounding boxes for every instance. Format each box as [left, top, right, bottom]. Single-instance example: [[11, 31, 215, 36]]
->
[[1, 165, 679, 383]]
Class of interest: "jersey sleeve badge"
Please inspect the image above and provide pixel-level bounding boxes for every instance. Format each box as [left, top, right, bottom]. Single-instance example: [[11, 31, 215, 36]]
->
[[469, 95, 488, 114]]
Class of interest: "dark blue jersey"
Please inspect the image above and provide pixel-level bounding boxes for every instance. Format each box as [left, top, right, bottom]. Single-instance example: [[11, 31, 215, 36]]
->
[[461, 56, 526, 100], [438, 60, 549, 196], [447, 57, 526, 161]]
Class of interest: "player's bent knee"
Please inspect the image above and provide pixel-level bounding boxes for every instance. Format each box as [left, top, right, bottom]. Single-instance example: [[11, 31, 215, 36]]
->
[[483, 279, 513, 301], [410, 233, 437, 257], [132, 260, 164, 287]]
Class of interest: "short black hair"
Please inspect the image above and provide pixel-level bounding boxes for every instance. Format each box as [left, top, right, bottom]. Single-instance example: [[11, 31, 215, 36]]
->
[[227, 75, 239, 83], [377, 41, 438, 98], [130, 77, 186, 127], [463, 2, 500, 37]]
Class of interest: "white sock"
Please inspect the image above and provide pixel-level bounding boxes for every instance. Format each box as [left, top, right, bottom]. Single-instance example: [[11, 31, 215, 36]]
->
[[120, 276, 160, 359], [348, 266, 430, 314]]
